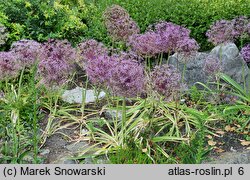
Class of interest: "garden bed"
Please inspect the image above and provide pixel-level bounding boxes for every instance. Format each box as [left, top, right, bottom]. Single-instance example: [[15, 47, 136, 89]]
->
[[0, 0, 249, 164]]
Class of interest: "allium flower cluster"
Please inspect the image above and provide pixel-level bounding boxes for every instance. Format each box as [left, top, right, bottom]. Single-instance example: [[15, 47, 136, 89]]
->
[[128, 31, 162, 57], [129, 21, 199, 57], [206, 20, 235, 45], [108, 58, 145, 97], [231, 16, 249, 38], [10, 39, 42, 68], [203, 55, 222, 75], [154, 22, 192, 52], [116, 51, 144, 63], [103, 5, 140, 42], [77, 39, 108, 67], [206, 17, 250, 45], [0, 51, 21, 80], [85, 55, 116, 87], [176, 38, 199, 55], [240, 44, 250, 63], [37, 39, 77, 87], [0, 24, 8, 46], [150, 65, 182, 99]]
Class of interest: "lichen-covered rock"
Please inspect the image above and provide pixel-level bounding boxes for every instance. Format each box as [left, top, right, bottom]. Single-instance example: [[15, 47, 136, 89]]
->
[[203, 150, 250, 164], [169, 43, 250, 90]]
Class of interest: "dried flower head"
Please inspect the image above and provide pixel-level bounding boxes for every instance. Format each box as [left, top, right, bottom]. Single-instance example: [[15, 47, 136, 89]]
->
[[103, 5, 140, 42], [240, 44, 250, 63], [150, 64, 182, 100], [10, 39, 42, 68], [37, 39, 77, 87], [128, 31, 162, 57], [0, 51, 20, 80], [77, 39, 108, 68], [108, 58, 145, 97], [203, 55, 222, 75], [0, 24, 8, 47]]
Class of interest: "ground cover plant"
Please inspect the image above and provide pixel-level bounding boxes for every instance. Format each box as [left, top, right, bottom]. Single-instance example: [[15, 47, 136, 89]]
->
[[0, 1, 250, 164]]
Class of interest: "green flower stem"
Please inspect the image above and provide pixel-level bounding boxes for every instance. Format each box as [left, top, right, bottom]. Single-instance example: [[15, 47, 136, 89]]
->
[[159, 52, 163, 65], [31, 64, 39, 163], [166, 51, 170, 65], [242, 62, 246, 91], [218, 46, 223, 91], [122, 97, 126, 147]]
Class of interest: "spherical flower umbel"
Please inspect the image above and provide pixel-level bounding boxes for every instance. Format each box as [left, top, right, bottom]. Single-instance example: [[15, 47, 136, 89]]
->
[[10, 39, 42, 68], [116, 51, 144, 63], [0, 51, 21, 80], [206, 17, 250, 46], [108, 59, 145, 98], [128, 31, 162, 57], [77, 39, 108, 67], [85, 55, 116, 87], [206, 20, 235, 45], [154, 21, 192, 53], [37, 39, 77, 87], [240, 44, 250, 63], [176, 38, 199, 55], [203, 55, 222, 75], [103, 5, 140, 42], [231, 16, 249, 38], [150, 64, 182, 100]]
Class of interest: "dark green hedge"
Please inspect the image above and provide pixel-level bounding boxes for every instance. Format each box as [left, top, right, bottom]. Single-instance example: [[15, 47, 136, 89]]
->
[[1, 0, 249, 51]]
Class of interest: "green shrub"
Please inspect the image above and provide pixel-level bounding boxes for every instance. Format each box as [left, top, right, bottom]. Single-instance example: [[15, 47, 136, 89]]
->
[[87, 0, 250, 51], [0, 0, 89, 48]]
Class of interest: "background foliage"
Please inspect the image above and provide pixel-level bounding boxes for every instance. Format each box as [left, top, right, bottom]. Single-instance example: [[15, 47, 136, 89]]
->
[[0, 0, 249, 50], [0, 0, 90, 49], [87, 0, 250, 50]]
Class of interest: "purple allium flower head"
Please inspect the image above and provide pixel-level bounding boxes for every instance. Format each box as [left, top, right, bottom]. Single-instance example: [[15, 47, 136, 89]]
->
[[150, 64, 182, 100], [10, 39, 42, 68], [85, 54, 116, 87], [128, 31, 162, 57], [176, 38, 199, 55], [207, 16, 250, 45], [116, 51, 144, 63], [37, 39, 77, 87], [240, 44, 250, 63], [77, 39, 108, 67], [203, 55, 222, 75], [103, 5, 140, 42], [231, 16, 249, 38], [153, 21, 191, 53], [40, 39, 77, 64], [206, 20, 235, 45], [108, 58, 145, 97], [0, 51, 21, 80]]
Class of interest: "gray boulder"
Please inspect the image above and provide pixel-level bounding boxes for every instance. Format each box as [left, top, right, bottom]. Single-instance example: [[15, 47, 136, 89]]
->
[[169, 43, 250, 90], [61, 87, 106, 104]]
